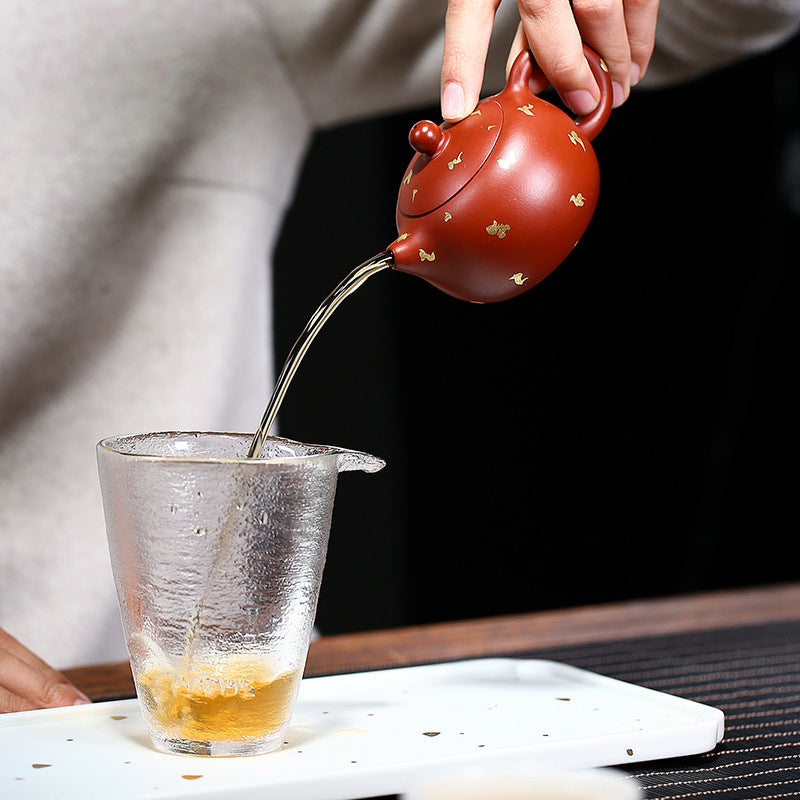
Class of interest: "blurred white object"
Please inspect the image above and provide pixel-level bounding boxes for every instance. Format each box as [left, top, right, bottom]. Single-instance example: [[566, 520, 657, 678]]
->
[[404, 766, 641, 800]]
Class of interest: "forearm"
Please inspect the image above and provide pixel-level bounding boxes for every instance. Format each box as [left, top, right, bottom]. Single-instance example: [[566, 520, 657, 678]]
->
[[645, 0, 800, 86]]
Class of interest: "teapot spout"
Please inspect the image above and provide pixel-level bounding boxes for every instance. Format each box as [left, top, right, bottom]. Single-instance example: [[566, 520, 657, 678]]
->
[[388, 228, 526, 304]]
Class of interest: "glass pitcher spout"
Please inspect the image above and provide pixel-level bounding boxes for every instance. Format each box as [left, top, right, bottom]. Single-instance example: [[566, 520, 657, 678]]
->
[[257, 435, 385, 474]]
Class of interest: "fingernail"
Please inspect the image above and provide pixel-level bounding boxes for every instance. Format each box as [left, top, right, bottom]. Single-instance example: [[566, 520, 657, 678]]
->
[[612, 81, 625, 108], [563, 89, 598, 116], [73, 691, 91, 705], [441, 81, 466, 121], [630, 62, 641, 86]]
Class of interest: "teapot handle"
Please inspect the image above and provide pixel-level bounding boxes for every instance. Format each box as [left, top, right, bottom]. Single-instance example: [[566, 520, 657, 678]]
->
[[507, 45, 612, 142]]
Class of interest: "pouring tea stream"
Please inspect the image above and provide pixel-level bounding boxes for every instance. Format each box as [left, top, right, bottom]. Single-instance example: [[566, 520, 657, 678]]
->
[[248, 46, 612, 457]]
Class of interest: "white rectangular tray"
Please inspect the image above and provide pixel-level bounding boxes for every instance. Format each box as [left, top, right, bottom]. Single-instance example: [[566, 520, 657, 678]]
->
[[0, 658, 724, 800]]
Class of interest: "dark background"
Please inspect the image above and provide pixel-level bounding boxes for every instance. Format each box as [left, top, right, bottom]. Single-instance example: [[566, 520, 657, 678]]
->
[[274, 36, 800, 635]]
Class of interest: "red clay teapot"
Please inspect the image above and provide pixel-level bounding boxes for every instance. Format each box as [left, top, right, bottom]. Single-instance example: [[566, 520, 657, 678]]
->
[[388, 45, 613, 303]]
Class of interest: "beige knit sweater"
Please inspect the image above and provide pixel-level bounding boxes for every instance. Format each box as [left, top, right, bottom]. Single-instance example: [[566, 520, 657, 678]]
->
[[1, 0, 798, 668]]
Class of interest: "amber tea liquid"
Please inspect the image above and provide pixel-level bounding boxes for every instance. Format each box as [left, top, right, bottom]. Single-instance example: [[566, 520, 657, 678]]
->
[[137, 656, 301, 751]]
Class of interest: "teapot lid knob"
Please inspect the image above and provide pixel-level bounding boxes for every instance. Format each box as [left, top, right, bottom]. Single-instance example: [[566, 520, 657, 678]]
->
[[408, 120, 443, 156]]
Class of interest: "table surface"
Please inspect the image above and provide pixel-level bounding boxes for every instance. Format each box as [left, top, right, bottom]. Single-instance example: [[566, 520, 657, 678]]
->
[[62, 582, 800, 800], [64, 582, 800, 699]]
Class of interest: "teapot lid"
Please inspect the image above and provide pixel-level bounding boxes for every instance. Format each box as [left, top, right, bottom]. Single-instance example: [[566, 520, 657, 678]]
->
[[397, 99, 503, 217]]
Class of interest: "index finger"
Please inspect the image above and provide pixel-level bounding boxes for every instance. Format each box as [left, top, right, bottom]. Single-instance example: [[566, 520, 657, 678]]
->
[[518, 0, 601, 114], [0, 628, 90, 711], [441, 0, 503, 121]]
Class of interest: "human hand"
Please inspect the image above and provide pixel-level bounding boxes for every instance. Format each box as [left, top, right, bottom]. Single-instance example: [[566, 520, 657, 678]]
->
[[0, 627, 91, 713], [441, 0, 660, 121]]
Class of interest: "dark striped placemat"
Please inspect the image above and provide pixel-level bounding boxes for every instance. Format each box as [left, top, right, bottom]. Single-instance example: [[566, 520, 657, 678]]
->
[[523, 620, 800, 799]]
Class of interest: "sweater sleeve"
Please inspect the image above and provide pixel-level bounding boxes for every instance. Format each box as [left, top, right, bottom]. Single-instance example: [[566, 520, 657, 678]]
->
[[644, 0, 800, 86], [257, 0, 521, 128]]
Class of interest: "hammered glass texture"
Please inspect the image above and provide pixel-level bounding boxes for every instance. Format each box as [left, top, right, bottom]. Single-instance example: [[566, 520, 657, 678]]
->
[[97, 432, 383, 755]]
